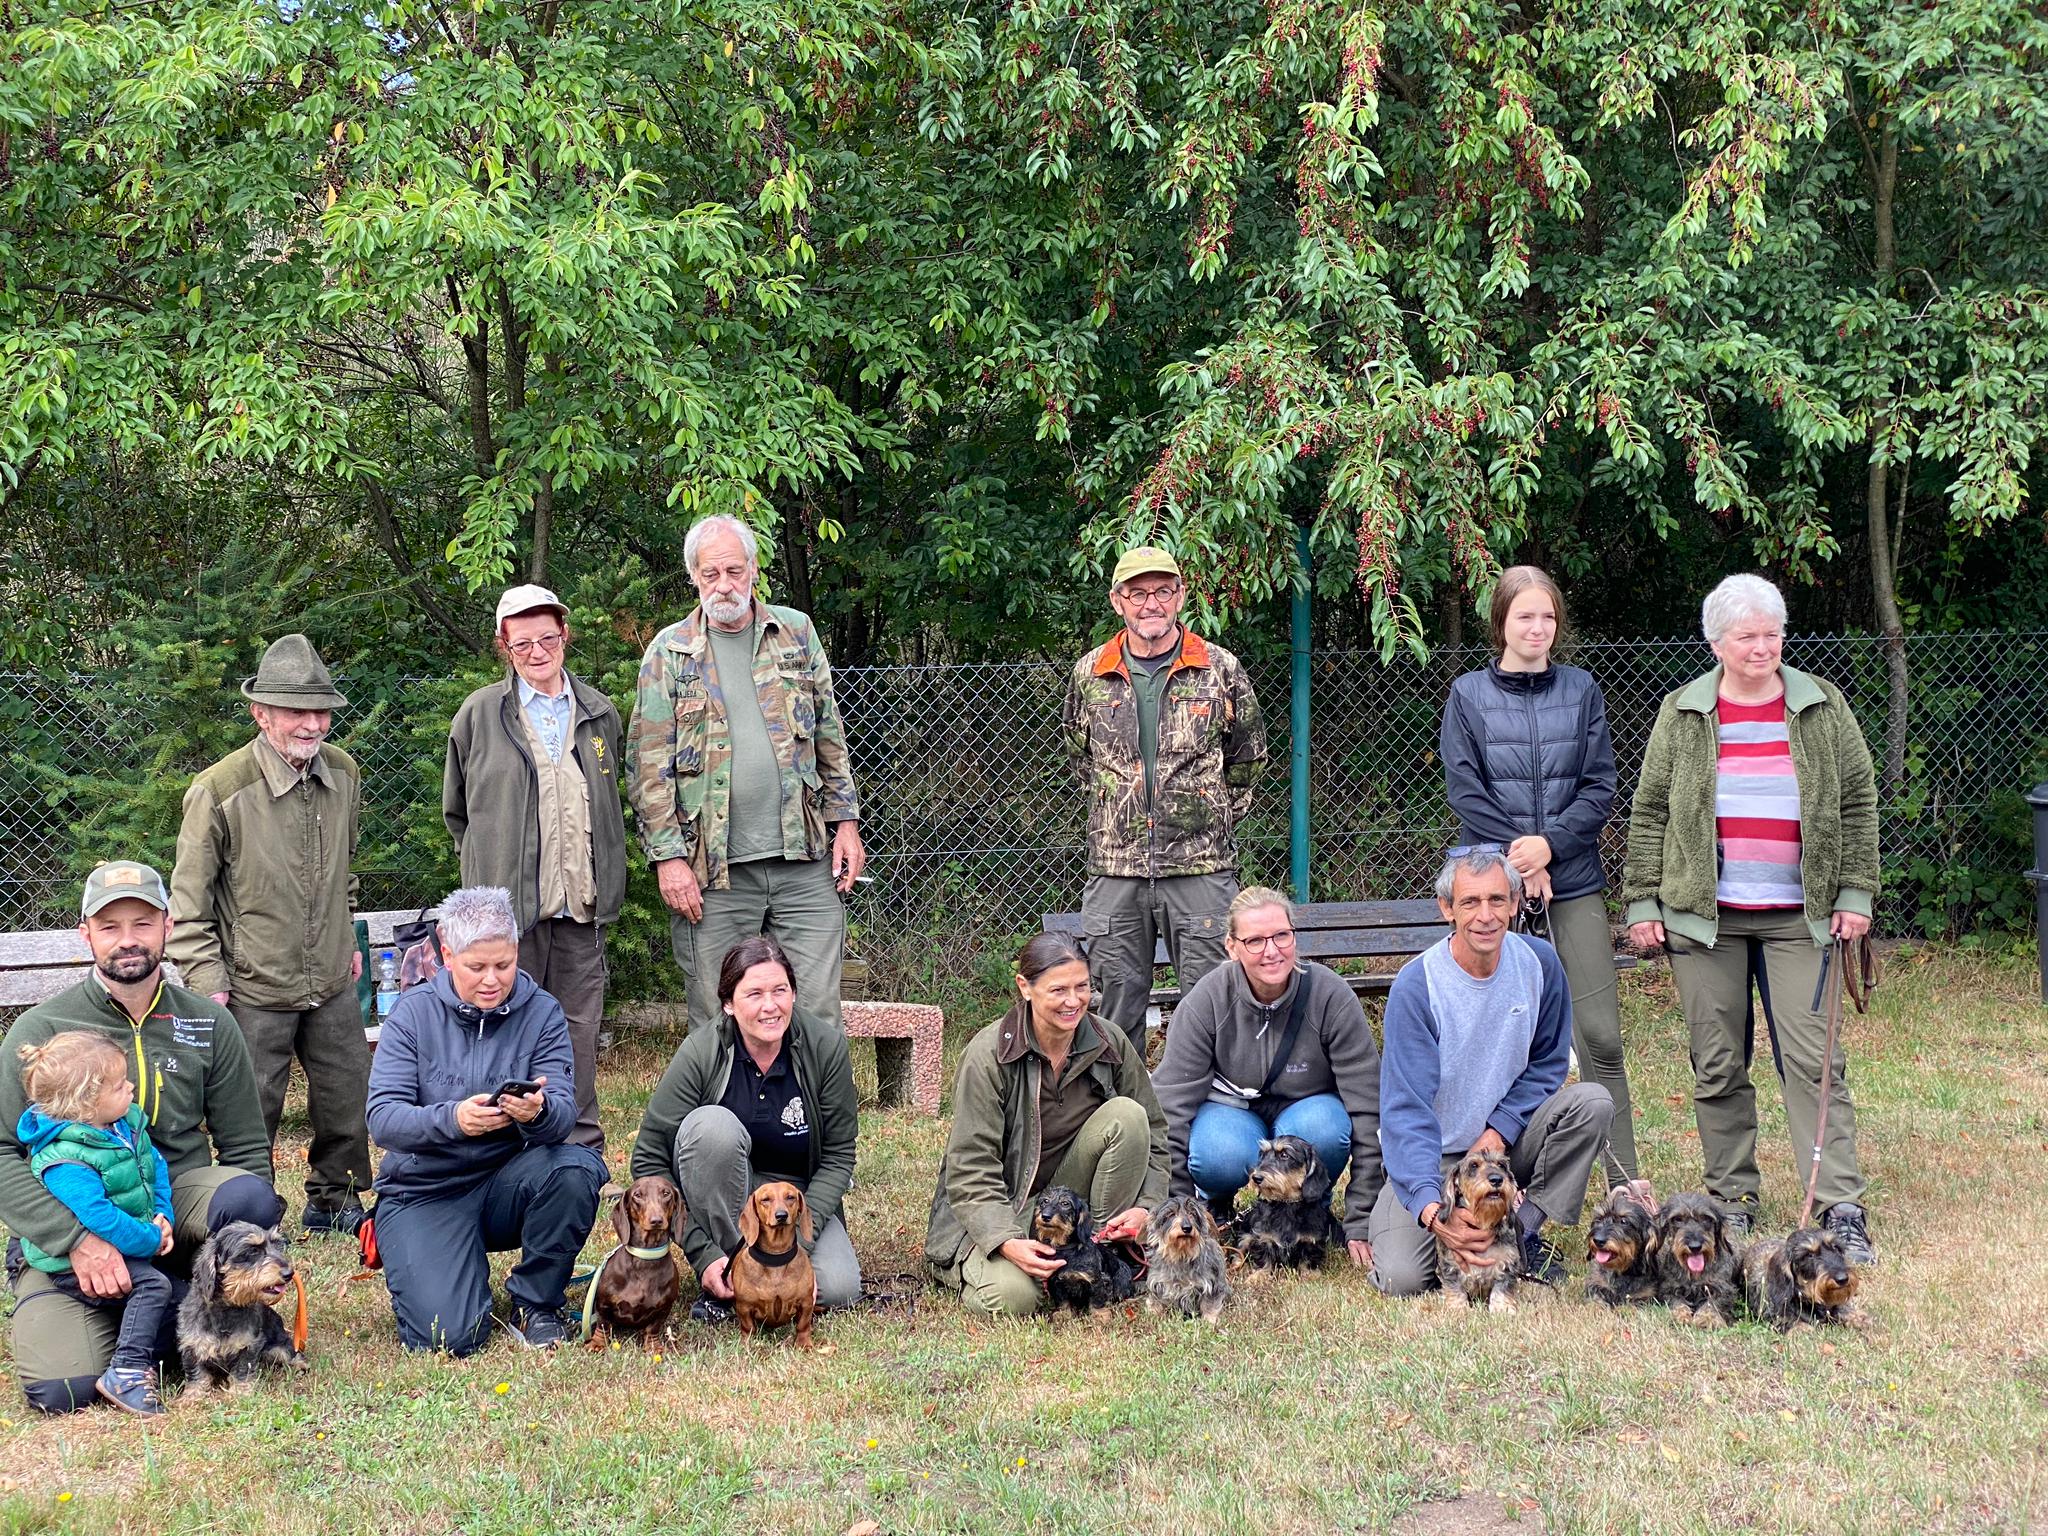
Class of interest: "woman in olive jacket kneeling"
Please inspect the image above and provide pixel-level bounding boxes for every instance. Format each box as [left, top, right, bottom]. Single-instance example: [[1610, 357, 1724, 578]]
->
[[925, 933, 1170, 1318], [629, 936, 860, 1318]]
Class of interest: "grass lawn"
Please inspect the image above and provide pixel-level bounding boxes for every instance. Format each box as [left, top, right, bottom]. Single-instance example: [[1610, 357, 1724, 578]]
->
[[2, 946, 2045, 1535]]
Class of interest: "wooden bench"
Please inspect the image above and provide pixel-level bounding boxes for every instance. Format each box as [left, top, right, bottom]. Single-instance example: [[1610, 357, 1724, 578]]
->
[[1043, 898, 1636, 1013], [1, 910, 425, 1030]]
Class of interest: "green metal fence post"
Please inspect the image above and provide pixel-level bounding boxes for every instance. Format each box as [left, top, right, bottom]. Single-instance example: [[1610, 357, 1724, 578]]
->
[[1291, 523, 1311, 903]]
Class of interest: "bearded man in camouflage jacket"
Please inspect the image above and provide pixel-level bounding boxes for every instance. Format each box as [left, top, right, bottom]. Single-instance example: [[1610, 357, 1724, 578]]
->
[[1062, 547, 1267, 1056], [627, 515, 865, 1036]]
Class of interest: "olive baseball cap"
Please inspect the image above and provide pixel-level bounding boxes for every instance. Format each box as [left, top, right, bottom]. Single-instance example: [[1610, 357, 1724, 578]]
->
[[1110, 546, 1183, 586], [81, 861, 171, 918]]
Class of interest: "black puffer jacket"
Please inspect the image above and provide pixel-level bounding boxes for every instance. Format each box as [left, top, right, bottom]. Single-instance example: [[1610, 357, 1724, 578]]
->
[[1439, 662, 1617, 902]]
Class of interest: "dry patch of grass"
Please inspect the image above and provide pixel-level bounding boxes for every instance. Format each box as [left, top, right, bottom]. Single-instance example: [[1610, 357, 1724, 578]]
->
[[2, 947, 2044, 1534]]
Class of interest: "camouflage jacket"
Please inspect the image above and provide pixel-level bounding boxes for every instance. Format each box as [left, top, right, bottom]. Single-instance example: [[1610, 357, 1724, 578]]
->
[[1062, 630, 1266, 879], [626, 603, 860, 891]]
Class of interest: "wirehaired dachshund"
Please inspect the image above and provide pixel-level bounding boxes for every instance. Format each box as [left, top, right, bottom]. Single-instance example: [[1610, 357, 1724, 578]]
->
[[731, 1181, 818, 1348], [1435, 1144, 1524, 1311], [1031, 1185, 1134, 1316], [1143, 1194, 1229, 1324], [1237, 1136, 1338, 1271], [178, 1222, 306, 1390], [591, 1175, 683, 1349], [1649, 1193, 1743, 1327], [1741, 1226, 1865, 1331], [1584, 1184, 1659, 1307]]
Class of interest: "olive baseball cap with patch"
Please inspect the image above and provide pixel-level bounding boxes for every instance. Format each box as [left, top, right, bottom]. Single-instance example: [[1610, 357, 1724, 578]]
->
[[1110, 546, 1183, 587], [81, 861, 171, 918]]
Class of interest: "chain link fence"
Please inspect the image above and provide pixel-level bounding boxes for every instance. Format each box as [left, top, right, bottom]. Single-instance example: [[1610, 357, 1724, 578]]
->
[[6, 632, 2046, 989]]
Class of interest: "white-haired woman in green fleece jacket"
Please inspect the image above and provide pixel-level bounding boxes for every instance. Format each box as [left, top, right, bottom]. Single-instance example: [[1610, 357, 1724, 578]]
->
[[1622, 573, 1879, 1264]]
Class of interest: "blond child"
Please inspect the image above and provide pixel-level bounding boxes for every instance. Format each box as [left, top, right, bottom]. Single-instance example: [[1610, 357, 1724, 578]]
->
[[15, 1032, 175, 1415]]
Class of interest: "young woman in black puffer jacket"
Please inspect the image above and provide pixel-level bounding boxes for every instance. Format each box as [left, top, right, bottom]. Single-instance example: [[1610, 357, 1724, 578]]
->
[[1438, 567, 1638, 1182]]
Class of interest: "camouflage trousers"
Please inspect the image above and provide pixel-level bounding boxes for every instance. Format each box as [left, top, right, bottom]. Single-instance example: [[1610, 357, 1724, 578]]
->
[[1080, 871, 1236, 1057]]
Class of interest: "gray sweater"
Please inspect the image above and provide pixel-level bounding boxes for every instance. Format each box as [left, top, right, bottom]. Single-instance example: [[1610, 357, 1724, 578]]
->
[[1151, 960, 1384, 1239]]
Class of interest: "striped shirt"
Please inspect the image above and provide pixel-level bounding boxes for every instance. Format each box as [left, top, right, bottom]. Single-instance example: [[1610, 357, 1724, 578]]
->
[[1715, 694, 1803, 909]]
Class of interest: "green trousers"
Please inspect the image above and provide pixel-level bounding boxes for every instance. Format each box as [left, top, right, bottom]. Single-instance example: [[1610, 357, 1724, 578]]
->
[[1081, 871, 1236, 1057], [232, 985, 372, 1210], [1665, 906, 1864, 1216], [942, 1097, 1153, 1319], [671, 856, 844, 1037], [1545, 893, 1638, 1182]]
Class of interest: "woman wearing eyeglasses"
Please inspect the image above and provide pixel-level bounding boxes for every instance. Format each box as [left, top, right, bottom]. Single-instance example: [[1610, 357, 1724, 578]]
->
[[1150, 886, 1384, 1267], [442, 584, 630, 1155], [1438, 566, 1636, 1182]]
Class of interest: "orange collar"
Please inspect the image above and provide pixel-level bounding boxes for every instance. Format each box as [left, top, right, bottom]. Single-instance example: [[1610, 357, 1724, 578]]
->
[[1092, 629, 1209, 679]]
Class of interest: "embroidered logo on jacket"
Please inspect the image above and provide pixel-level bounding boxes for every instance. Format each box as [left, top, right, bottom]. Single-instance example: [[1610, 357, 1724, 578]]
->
[[779, 1095, 809, 1134]]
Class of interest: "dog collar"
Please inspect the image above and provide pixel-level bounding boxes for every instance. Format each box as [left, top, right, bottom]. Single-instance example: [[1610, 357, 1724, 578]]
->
[[743, 1240, 800, 1269], [626, 1244, 670, 1261]]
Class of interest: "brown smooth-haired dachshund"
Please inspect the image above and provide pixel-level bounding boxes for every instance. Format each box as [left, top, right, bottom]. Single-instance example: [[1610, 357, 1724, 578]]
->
[[731, 1181, 818, 1348], [591, 1175, 683, 1349]]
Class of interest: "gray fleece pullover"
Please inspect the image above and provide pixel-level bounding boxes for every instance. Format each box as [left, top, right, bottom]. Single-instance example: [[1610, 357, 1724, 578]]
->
[[1151, 959, 1385, 1238]]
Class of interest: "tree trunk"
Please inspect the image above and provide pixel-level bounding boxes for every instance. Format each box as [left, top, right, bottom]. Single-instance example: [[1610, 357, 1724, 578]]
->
[[449, 276, 493, 480], [1864, 120, 1909, 795], [365, 483, 487, 654]]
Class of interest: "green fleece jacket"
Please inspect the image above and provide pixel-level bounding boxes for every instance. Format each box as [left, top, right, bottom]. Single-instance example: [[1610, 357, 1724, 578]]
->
[[923, 1009, 1169, 1276], [0, 975, 272, 1259], [1621, 664, 1879, 948], [629, 1018, 858, 1278]]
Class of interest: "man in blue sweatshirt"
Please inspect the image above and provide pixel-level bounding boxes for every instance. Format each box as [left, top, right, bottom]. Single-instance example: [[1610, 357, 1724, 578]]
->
[[1369, 848, 1613, 1294]]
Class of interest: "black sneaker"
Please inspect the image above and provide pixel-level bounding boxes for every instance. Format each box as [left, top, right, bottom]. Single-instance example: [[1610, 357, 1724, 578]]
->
[[1518, 1226, 1568, 1288], [689, 1296, 734, 1326], [1720, 1205, 1757, 1244], [509, 1306, 569, 1350], [1820, 1201, 1877, 1267], [302, 1201, 370, 1238], [96, 1365, 165, 1417]]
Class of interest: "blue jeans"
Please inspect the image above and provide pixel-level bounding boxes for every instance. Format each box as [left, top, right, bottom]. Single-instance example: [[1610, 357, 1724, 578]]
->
[[1186, 1094, 1352, 1198]]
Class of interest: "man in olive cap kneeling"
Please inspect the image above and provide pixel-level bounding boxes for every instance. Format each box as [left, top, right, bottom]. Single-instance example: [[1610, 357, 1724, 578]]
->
[[169, 634, 373, 1235]]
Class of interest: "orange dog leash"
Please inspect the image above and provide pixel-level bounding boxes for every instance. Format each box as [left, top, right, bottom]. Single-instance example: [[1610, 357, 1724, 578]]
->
[[290, 1270, 309, 1354]]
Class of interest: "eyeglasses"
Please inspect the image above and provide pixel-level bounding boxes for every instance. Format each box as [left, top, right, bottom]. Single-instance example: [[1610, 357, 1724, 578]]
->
[[507, 633, 565, 658], [1122, 584, 1182, 610], [1235, 930, 1296, 954], [1446, 842, 1504, 859]]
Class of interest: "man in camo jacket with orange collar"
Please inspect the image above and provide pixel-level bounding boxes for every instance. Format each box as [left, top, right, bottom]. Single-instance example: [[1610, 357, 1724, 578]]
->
[[1062, 546, 1266, 1056]]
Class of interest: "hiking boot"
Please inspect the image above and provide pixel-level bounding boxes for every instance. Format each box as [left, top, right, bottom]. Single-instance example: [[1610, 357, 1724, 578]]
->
[[509, 1306, 569, 1350], [1720, 1206, 1756, 1244], [96, 1366, 165, 1417], [302, 1200, 370, 1238], [689, 1296, 734, 1326], [1518, 1226, 1568, 1288], [1820, 1201, 1877, 1267]]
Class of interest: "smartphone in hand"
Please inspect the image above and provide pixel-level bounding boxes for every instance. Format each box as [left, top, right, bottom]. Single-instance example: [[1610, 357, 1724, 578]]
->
[[487, 1078, 543, 1105]]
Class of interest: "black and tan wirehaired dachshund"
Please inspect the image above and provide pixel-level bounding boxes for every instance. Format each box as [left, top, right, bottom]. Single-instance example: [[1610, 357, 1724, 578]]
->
[[1030, 1186, 1133, 1316], [1236, 1136, 1337, 1271], [1649, 1193, 1743, 1328], [1584, 1184, 1659, 1308], [1435, 1143, 1524, 1311], [1741, 1226, 1865, 1331], [178, 1221, 306, 1391]]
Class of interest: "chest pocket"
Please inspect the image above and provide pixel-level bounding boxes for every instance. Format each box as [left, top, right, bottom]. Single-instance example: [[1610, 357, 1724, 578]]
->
[[1161, 680, 1225, 756], [774, 654, 817, 739], [672, 684, 709, 776]]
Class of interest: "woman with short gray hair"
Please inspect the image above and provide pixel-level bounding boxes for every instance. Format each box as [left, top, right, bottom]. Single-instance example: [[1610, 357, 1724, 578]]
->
[[365, 886, 607, 1354], [1621, 574, 1880, 1263]]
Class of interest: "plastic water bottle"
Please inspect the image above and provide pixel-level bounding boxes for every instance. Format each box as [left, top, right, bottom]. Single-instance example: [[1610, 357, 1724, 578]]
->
[[375, 950, 400, 1018]]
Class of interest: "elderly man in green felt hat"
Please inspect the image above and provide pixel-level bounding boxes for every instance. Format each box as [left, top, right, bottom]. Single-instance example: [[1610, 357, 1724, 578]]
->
[[168, 634, 373, 1236], [1060, 546, 1267, 1057]]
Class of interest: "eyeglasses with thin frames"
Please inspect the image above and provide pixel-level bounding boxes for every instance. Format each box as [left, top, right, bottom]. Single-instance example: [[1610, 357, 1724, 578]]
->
[[1236, 930, 1296, 954], [508, 633, 566, 658]]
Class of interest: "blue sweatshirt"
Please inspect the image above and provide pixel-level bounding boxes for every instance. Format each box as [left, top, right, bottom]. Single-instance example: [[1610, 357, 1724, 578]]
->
[[367, 967, 577, 1202], [1379, 932, 1572, 1219], [18, 1106, 174, 1260]]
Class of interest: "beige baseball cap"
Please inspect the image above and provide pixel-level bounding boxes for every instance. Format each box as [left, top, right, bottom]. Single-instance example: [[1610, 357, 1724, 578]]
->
[[494, 583, 567, 630], [81, 861, 170, 918], [1111, 546, 1182, 586]]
